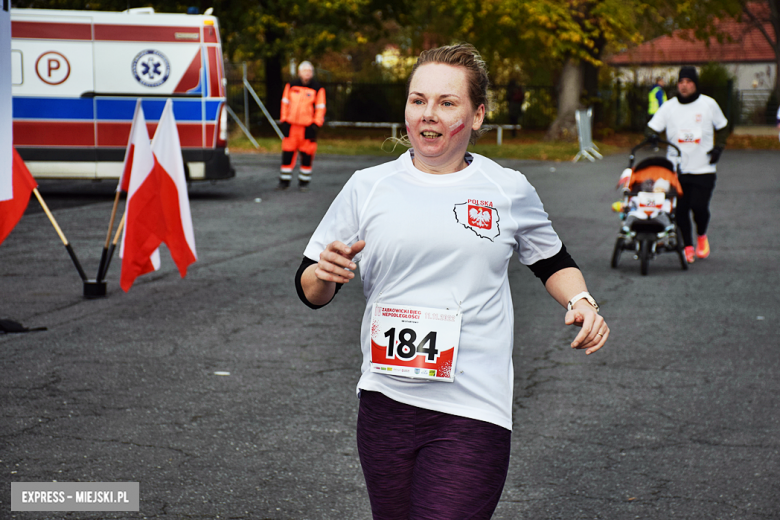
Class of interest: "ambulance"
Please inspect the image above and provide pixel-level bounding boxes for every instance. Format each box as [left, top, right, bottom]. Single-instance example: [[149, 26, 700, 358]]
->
[[10, 7, 234, 181]]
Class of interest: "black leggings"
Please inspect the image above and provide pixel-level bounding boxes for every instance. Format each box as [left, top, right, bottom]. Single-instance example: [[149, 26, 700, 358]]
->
[[677, 173, 716, 247]]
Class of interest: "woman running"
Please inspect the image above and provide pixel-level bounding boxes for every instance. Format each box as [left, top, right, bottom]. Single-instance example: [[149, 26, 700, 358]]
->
[[295, 43, 609, 520]]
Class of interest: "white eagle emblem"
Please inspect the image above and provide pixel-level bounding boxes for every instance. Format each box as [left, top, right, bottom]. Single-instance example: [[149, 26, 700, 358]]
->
[[469, 207, 492, 228], [453, 202, 500, 241]]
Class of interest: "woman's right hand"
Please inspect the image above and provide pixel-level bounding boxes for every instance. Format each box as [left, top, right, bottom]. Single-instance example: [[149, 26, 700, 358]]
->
[[315, 240, 366, 284]]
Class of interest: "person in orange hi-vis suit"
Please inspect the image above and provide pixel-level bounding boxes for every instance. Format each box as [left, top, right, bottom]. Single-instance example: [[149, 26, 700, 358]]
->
[[277, 61, 326, 192]]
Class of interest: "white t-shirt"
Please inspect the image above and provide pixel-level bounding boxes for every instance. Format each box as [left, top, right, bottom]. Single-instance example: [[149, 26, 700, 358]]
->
[[776, 107, 780, 142], [648, 94, 728, 174], [304, 150, 563, 430]]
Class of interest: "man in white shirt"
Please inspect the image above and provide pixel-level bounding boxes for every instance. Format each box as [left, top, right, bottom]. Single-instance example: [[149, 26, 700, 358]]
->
[[776, 105, 780, 142], [646, 66, 729, 264]]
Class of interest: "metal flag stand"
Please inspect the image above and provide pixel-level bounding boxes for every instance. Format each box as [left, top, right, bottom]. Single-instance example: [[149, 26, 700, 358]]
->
[[225, 63, 284, 147], [31, 188, 106, 298], [572, 107, 603, 163]]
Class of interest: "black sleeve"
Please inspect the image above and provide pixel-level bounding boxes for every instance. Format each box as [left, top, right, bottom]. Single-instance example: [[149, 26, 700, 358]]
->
[[526, 244, 579, 286], [644, 125, 661, 139], [714, 125, 729, 149], [295, 256, 343, 309]]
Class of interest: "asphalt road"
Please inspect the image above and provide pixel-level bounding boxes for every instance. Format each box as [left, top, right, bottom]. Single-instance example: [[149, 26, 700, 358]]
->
[[1, 149, 779, 520]]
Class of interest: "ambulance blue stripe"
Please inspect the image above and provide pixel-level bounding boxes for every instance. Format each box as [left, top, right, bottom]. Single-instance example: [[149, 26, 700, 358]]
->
[[13, 97, 94, 120], [204, 100, 221, 119], [13, 97, 223, 122], [96, 98, 203, 121]]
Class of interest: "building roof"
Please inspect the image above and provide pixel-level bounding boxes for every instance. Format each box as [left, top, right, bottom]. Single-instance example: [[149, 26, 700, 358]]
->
[[608, 6, 776, 66]]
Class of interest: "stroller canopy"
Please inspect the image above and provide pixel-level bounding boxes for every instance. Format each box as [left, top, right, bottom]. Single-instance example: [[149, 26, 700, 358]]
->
[[629, 157, 683, 196]]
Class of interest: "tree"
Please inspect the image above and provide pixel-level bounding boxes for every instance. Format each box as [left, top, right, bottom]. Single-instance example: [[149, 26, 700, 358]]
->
[[674, 1, 779, 101], [389, 0, 657, 140], [534, 0, 660, 140], [215, 0, 378, 118]]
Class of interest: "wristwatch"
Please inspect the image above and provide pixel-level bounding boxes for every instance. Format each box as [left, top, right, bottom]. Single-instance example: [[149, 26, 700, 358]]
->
[[567, 291, 599, 312]]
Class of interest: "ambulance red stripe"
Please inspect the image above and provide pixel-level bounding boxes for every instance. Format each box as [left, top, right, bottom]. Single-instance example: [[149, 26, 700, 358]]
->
[[204, 24, 219, 43], [207, 47, 220, 98], [11, 21, 92, 40], [94, 24, 201, 42], [174, 50, 202, 93], [13, 21, 204, 43], [13, 121, 94, 146], [97, 122, 206, 148]]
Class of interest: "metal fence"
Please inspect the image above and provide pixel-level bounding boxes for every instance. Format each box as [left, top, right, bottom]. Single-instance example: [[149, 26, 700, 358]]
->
[[735, 89, 776, 125], [226, 61, 768, 134]]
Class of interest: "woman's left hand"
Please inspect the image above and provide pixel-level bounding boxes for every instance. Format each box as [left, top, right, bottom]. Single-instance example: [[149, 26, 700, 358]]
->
[[565, 304, 608, 355]]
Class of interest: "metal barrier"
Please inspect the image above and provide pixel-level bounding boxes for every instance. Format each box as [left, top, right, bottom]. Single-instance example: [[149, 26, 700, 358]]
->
[[226, 113, 521, 147], [325, 122, 521, 144], [573, 107, 603, 162]]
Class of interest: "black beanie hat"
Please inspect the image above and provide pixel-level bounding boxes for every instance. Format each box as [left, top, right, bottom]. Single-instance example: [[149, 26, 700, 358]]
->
[[678, 66, 699, 88]]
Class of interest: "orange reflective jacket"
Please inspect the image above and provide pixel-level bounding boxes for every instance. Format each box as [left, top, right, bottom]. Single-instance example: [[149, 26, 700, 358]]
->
[[280, 79, 326, 127]]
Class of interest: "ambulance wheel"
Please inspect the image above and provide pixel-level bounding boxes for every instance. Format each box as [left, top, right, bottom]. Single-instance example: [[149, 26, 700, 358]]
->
[[640, 239, 651, 276], [611, 238, 624, 268]]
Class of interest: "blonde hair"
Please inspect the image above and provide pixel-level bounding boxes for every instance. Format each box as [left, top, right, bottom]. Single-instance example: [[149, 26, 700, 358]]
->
[[406, 43, 489, 145]]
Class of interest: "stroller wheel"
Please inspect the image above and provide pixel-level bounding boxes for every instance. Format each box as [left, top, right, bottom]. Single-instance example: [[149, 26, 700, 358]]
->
[[640, 239, 652, 276], [611, 237, 625, 268]]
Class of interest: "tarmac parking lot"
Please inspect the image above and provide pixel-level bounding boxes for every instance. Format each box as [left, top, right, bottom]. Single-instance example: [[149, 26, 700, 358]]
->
[[1, 149, 779, 519]]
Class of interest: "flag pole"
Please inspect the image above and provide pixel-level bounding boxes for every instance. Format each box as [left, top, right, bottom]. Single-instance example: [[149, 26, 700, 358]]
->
[[32, 188, 88, 281], [96, 191, 122, 281], [99, 210, 125, 282]]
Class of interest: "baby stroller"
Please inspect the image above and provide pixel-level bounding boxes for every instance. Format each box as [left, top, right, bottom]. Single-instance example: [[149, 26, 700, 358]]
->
[[610, 138, 688, 275]]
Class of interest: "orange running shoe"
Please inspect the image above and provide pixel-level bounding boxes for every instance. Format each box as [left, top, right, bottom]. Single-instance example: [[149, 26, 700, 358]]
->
[[696, 235, 710, 259], [685, 246, 696, 264]]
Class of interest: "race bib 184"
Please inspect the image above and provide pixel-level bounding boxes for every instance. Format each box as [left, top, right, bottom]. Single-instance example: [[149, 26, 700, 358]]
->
[[369, 303, 462, 382]]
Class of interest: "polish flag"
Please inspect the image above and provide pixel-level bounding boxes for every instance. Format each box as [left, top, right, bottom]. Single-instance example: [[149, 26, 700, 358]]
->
[[117, 99, 143, 194], [120, 99, 197, 291], [118, 100, 160, 278], [0, 149, 38, 246]]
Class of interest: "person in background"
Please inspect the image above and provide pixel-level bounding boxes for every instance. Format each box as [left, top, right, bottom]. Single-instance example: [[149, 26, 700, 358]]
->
[[776, 105, 780, 142], [506, 78, 525, 137], [296, 43, 608, 519], [277, 61, 326, 192], [648, 77, 667, 121], [646, 66, 729, 264]]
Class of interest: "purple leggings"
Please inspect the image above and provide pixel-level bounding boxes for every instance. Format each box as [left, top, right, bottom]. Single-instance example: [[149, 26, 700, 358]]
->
[[357, 391, 511, 520]]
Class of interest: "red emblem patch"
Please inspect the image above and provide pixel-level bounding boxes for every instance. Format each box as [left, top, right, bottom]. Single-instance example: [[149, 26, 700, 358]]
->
[[468, 205, 492, 229]]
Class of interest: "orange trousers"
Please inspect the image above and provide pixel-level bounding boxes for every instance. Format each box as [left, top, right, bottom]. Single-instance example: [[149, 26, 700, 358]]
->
[[280, 124, 318, 182]]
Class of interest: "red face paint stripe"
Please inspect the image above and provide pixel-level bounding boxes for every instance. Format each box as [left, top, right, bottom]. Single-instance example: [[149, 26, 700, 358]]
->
[[450, 122, 465, 137], [12, 21, 92, 40]]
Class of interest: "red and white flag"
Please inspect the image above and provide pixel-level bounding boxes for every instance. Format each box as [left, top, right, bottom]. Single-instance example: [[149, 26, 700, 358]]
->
[[117, 99, 144, 194], [118, 100, 160, 278], [120, 99, 197, 291], [0, 149, 38, 246]]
